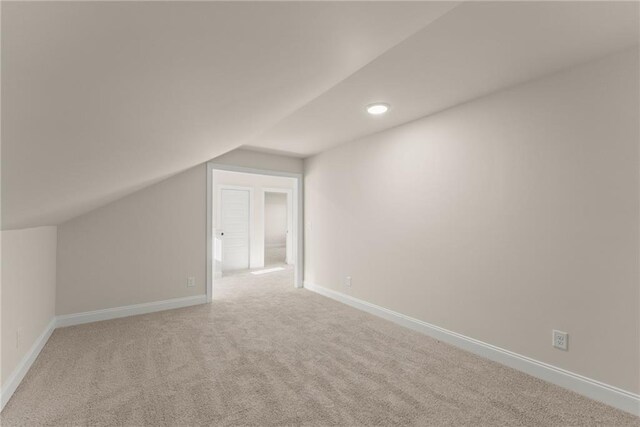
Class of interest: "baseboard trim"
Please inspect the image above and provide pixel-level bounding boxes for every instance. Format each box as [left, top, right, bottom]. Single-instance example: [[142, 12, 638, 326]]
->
[[56, 295, 208, 328], [0, 317, 56, 411], [303, 281, 640, 416]]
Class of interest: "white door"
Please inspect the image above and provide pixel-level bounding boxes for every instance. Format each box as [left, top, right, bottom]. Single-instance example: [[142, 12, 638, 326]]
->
[[221, 189, 250, 271]]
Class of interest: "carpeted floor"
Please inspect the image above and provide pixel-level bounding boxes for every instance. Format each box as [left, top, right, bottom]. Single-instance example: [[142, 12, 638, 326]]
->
[[1, 267, 638, 426], [264, 246, 286, 267]]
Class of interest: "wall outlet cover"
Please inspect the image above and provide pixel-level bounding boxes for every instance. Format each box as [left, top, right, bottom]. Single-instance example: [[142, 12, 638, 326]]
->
[[552, 330, 568, 351], [187, 277, 196, 288]]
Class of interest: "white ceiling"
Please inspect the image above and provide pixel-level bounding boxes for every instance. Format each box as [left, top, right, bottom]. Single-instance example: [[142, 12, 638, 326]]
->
[[1, 1, 456, 229], [250, 1, 640, 156], [2, 1, 638, 229]]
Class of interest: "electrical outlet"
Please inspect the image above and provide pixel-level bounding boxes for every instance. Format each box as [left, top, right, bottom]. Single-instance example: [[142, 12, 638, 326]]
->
[[187, 277, 196, 288], [345, 276, 352, 287], [552, 330, 568, 351]]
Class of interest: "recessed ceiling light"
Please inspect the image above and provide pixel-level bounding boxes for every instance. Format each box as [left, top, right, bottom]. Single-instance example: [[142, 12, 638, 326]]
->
[[366, 103, 389, 115]]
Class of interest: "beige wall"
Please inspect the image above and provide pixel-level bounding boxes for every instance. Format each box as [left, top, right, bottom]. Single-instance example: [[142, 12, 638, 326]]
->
[[56, 166, 206, 315], [212, 170, 294, 272], [1, 226, 57, 388], [56, 149, 302, 315], [304, 48, 639, 393], [213, 148, 304, 174]]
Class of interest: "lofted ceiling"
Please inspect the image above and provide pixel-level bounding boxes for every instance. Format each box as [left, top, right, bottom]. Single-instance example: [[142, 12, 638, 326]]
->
[[1, 1, 638, 230], [1, 1, 456, 229], [250, 1, 640, 156]]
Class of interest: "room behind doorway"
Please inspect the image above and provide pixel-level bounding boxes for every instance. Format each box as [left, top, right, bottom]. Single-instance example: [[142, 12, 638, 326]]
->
[[209, 167, 300, 297]]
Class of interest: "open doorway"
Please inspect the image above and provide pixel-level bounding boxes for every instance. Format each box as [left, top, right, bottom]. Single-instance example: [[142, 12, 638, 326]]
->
[[263, 189, 293, 268], [206, 163, 302, 301]]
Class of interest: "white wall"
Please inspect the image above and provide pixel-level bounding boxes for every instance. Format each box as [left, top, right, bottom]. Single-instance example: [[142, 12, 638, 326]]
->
[[1, 227, 57, 389], [213, 148, 304, 174], [264, 193, 288, 248], [213, 170, 294, 273], [304, 48, 639, 394], [55, 149, 302, 314], [56, 166, 206, 315]]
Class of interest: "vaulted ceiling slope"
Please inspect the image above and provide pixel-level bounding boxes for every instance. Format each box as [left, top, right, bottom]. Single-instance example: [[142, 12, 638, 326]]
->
[[250, 1, 640, 156], [2, 2, 638, 230], [1, 1, 456, 229]]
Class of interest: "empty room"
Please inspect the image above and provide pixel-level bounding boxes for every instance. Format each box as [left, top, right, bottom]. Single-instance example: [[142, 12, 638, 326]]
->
[[1, 1, 639, 426]]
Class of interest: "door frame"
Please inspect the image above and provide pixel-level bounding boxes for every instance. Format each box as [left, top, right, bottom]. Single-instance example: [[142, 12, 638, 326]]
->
[[217, 184, 254, 273], [262, 187, 294, 265], [206, 162, 304, 301]]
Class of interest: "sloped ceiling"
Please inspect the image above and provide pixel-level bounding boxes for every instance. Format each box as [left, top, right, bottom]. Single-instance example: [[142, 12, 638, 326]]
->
[[1, 1, 456, 229], [1, 1, 638, 229], [249, 1, 640, 156]]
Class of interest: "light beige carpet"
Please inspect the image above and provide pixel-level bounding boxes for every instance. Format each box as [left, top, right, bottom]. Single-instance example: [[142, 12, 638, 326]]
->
[[2, 267, 638, 426], [264, 246, 286, 267]]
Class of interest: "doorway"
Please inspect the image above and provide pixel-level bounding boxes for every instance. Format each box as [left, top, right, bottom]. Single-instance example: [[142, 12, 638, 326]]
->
[[263, 188, 293, 267], [207, 163, 303, 301]]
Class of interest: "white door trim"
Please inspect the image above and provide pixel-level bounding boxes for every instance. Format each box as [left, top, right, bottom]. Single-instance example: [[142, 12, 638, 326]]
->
[[262, 187, 294, 264], [217, 184, 253, 273], [206, 162, 303, 302]]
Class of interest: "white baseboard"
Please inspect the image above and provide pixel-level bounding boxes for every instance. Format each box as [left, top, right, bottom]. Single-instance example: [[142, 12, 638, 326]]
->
[[1, 295, 208, 413], [303, 281, 640, 416], [1, 317, 56, 411], [56, 295, 207, 328]]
